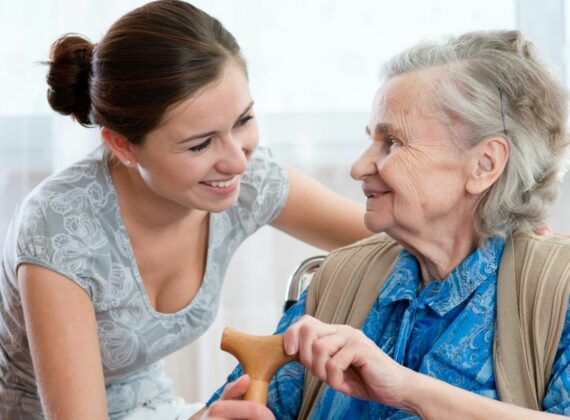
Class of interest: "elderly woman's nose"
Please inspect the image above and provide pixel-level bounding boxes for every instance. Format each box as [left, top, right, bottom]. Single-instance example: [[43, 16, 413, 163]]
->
[[350, 153, 376, 180]]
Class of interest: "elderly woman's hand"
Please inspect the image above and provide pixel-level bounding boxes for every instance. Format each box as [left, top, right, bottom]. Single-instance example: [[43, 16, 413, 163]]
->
[[200, 375, 275, 420], [283, 315, 414, 409]]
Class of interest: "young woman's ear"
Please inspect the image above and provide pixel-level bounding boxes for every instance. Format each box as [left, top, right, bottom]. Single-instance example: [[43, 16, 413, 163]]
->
[[101, 128, 138, 167], [465, 136, 509, 195]]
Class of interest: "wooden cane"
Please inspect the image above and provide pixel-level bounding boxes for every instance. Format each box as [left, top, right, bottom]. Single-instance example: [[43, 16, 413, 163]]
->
[[220, 327, 295, 405]]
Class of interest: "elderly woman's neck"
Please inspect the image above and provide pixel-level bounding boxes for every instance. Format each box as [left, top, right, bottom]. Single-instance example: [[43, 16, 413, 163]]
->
[[395, 230, 479, 285]]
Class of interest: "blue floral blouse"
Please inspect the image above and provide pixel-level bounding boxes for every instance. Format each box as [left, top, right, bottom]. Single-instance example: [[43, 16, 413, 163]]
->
[[209, 237, 570, 418]]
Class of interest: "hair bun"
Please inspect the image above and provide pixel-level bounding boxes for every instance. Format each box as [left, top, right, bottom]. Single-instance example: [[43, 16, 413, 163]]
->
[[46, 34, 94, 126]]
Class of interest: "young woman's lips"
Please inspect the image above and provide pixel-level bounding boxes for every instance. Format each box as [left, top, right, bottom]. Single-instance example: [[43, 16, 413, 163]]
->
[[200, 176, 239, 196]]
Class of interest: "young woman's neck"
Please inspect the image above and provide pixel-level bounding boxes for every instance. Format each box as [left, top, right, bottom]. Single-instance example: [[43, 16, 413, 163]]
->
[[110, 163, 208, 232]]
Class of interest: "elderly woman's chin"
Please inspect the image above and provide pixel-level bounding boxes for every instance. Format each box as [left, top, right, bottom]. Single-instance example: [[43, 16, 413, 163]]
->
[[363, 211, 393, 234], [361, 191, 396, 234]]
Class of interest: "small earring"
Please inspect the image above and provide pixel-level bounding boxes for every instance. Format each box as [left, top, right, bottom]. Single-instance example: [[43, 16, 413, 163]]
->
[[123, 159, 132, 166]]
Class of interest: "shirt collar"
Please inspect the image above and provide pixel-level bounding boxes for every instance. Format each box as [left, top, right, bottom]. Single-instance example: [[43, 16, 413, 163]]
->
[[378, 237, 506, 316], [377, 249, 421, 305]]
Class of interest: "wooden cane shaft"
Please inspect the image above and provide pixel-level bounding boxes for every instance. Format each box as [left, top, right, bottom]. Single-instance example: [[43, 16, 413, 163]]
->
[[243, 379, 269, 404]]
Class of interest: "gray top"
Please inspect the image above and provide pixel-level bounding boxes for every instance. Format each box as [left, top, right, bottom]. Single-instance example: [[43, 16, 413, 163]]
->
[[0, 146, 289, 419]]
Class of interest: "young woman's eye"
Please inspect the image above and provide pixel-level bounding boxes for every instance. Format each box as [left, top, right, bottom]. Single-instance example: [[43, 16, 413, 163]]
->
[[189, 138, 212, 152], [235, 115, 254, 128]]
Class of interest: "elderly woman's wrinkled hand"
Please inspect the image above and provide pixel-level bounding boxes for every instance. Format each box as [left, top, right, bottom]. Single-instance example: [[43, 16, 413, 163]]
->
[[201, 375, 275, 420], [284, 315, 415, 409]]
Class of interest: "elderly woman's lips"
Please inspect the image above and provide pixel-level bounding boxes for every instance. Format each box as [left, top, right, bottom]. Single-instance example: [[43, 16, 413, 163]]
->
[[364, 190, 389, 198]]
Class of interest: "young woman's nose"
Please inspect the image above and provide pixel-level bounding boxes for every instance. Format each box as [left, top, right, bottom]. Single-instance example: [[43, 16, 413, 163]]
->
[[217, 136, 249, 174]]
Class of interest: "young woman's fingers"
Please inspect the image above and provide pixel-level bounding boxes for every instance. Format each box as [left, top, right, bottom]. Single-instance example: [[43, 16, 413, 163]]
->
[[208, 399, 274, 419], [218, 375, 251, 400]]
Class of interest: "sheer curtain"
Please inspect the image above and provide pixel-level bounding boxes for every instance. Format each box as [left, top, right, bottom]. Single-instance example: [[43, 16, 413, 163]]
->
[[5, 0, 567, 407]]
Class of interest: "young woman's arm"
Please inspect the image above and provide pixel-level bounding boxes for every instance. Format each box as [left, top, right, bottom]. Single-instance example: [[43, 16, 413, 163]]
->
[[271, 166, 370, 251], [19, 264, 108, 420]]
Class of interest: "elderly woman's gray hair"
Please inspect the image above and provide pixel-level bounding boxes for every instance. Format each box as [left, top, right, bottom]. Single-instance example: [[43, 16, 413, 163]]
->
[[383, 30, 569, 241]]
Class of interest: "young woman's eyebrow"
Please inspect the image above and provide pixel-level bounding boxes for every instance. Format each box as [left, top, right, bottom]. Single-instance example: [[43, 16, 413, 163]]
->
[[177, 101, 255, 144], [235, 101, 254, 122]]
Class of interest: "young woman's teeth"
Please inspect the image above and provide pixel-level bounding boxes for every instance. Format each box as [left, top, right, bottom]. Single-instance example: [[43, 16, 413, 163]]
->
[[204, 177, 236, 188]]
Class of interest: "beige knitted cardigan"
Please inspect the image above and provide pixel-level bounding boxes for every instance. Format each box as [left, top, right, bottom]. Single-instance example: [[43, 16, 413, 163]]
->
[[298, 231, 570, 418]]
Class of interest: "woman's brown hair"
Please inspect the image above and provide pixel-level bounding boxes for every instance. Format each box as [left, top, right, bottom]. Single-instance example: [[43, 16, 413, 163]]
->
[[46, 0, 246, 144]]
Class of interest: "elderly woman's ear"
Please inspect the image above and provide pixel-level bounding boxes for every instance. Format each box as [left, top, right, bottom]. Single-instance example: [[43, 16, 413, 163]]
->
[[465, 136, 509, 195]]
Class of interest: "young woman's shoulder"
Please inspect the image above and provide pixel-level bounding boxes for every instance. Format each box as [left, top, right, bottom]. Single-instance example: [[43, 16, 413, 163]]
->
[[235, 146, 289, 233], [10, 148, 116, 294]]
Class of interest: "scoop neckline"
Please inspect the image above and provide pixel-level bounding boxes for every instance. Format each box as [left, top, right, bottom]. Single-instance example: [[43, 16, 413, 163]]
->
[[102, 157, 215, 319]]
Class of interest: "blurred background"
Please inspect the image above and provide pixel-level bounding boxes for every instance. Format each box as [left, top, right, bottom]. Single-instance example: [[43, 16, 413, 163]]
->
[[1, 0, 568, 404]]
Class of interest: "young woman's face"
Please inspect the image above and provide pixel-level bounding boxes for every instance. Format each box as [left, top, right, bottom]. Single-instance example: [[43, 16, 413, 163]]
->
[[131, 62, 259, 213]]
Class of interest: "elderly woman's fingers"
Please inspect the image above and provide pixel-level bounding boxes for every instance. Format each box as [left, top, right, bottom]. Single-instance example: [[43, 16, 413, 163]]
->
[[323, 330, 368, 389], [296, 316, 337, 368], [296, 319, 321, 368], [325, 355, 350, 392], [283, 314, 335, 357], [283, 315, 307, 355], [310, 332, 348, 381], [325, 356, 367, 399], [207, 399, 275, 419], [218, 374, 251, 400]]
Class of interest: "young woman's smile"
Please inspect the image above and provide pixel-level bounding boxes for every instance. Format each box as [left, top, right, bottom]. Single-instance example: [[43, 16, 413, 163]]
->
[[128, 63, 259, 213], [199, 175, 240, 196]]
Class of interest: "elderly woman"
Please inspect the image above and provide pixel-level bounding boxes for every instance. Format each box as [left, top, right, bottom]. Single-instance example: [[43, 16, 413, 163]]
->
[[200, 30, 570, 419]]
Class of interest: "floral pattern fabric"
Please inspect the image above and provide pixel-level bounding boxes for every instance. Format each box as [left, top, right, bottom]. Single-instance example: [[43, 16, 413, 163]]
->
[[0, 146, 289, 420], [209, 237, 570, 418]]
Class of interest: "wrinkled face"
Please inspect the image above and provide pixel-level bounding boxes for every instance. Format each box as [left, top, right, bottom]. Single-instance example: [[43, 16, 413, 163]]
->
[[350, 73, 471, 238], [131, 62, 258, 213]]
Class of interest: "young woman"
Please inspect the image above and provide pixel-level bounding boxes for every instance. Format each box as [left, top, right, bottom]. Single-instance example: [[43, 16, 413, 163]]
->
[[0, 1, 369, 419]]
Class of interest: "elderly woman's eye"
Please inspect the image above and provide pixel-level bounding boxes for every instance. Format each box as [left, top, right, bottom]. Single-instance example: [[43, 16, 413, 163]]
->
[[385, 136, 400, 150]]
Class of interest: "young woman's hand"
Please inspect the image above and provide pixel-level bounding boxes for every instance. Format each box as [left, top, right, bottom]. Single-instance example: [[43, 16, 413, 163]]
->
[[535, 225, 570, 238], [283, 315, 414, 409], [201, 375, 275, 420]]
